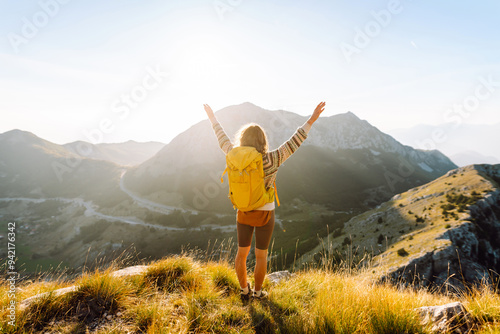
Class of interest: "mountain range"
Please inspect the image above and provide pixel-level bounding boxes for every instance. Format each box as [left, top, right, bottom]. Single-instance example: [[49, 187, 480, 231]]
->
[[0, 102, 467, 276], [124, 102, 457, 212], [0, 130, 164, 207], [0, 103, 458, 212], [64, 140, 164, 166]]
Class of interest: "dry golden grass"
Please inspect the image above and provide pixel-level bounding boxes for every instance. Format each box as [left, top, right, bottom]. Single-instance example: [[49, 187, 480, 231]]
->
[[1, 254, 500, 333]]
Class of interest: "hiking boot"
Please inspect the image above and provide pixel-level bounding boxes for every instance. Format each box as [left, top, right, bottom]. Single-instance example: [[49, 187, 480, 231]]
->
[[253, 289, 268, 299], [240, 283, 252, 301]]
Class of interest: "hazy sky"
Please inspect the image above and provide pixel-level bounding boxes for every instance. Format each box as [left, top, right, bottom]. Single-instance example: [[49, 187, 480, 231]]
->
[[1, 0, 499, 144]]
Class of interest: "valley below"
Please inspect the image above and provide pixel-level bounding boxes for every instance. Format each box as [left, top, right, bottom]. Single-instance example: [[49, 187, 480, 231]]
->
[[0, 169, 351, 275]]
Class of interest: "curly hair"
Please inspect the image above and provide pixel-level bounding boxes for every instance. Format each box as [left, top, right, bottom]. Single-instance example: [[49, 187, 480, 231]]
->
[[235, 123, 269, 154]]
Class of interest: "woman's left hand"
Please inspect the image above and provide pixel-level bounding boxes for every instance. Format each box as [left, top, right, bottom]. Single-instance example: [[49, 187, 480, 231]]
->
[[308, 102, 326, 125]]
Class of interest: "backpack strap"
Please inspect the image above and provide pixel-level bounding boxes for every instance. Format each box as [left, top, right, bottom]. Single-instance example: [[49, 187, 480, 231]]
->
[[273, 181, 280, 207], [221, 168, 227, 183]]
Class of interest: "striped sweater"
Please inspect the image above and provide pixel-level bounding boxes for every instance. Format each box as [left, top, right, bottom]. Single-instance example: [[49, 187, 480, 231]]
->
[[211, 121, 311, 209]]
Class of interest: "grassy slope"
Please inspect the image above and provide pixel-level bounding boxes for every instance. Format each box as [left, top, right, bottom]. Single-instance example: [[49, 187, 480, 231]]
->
[[1, 255, 499, 333], [299, 165, 498, 279]]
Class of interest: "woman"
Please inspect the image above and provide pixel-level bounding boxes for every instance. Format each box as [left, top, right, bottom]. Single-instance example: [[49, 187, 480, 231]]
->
[[204, 102, 325, 299]]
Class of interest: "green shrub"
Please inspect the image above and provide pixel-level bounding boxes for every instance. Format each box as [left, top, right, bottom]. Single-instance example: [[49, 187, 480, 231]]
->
[[342, 237, 352, 246], [397, 248, 409, 257], [441, 203, 456, 211]]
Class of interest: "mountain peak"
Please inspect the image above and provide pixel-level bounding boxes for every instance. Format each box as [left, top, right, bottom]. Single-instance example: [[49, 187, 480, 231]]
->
[[2, 128, 36, 137], [239, 101, 260, 108], [218, 102, 266, 115], [332, 111, 361, 122], [0, 129, 42, 145], [345, 110, 357, 117]]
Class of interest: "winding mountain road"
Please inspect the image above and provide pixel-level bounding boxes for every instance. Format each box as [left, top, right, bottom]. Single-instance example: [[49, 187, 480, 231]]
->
[[0, 195, 235, 232], [0, 197, 187, 231], [1, 169, 285, 233], [119, 170, 198, 215], [119, 170, 283, 229]]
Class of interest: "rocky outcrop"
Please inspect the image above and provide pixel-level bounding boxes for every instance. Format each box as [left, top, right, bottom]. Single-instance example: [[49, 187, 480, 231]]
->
[[417, 302, 473, 334], [383, 221, 491, 286], [267, 270, 295, 285], [381, 172, 500, 289]]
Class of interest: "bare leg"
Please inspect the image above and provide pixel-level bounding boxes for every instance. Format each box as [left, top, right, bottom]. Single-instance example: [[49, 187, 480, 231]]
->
[[235, 246, 251, 289], [254, 248, 268, 291]]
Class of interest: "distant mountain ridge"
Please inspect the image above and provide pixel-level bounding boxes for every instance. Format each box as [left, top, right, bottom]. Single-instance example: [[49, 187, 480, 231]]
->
[[124, 102, 457, 212], [0, 129, 122, 205], [388, 122, 500, 166], [450, 150, 500, 167], [64, 140, 164, 166], [0, 129, 163, 206]]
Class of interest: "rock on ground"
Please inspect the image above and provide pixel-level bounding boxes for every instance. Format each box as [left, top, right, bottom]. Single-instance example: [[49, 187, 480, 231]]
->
[[416, 302, 473, 334]]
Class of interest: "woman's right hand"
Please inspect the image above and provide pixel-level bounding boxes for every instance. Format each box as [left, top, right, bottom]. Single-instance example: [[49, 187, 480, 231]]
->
[[307, 101, 326, 125]]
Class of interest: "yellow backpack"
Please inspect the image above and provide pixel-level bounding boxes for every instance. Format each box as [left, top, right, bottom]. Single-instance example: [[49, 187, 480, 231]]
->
[[221, 146, 279, 212]]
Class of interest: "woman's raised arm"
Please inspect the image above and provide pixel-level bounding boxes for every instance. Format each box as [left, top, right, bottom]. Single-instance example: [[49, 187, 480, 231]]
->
[[204, 104, 233, 154], [269, 101, 326, 167], [204, 104, 217, 124]]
